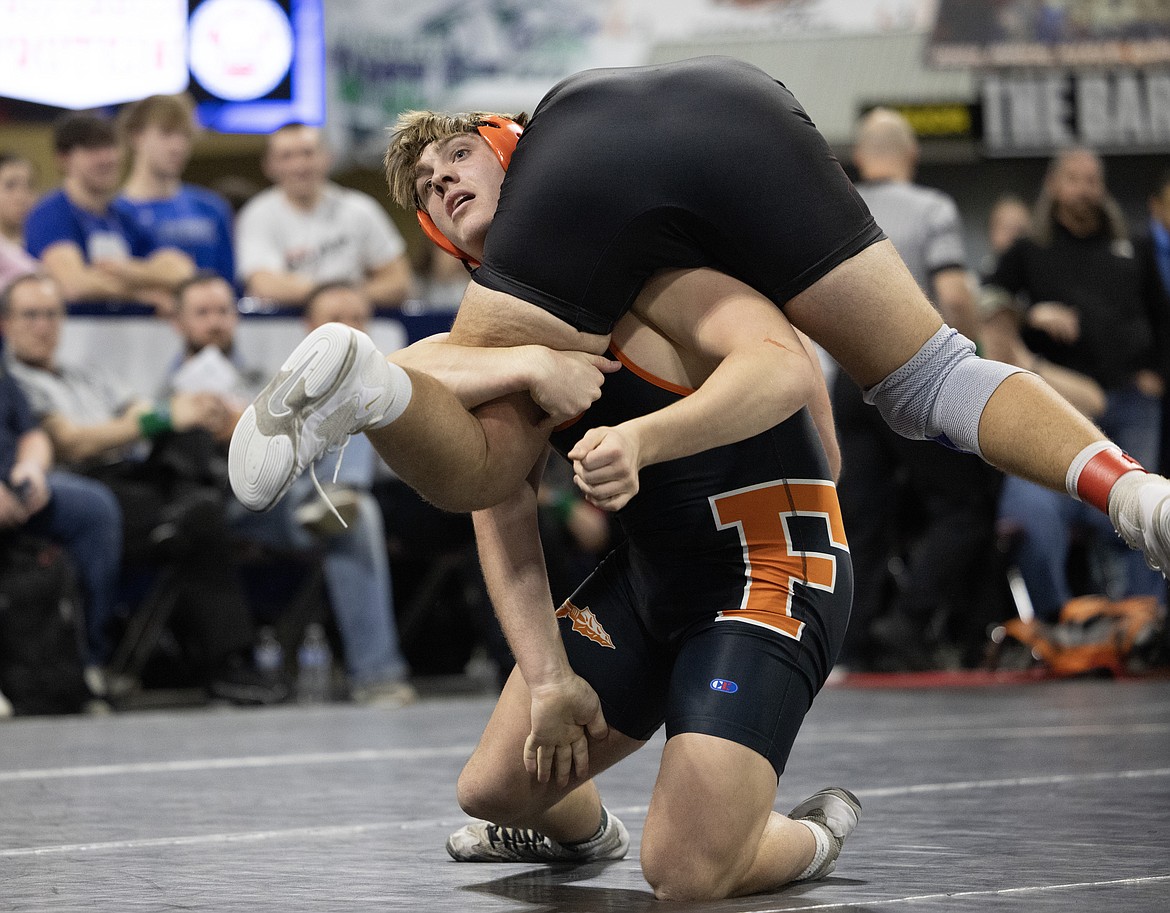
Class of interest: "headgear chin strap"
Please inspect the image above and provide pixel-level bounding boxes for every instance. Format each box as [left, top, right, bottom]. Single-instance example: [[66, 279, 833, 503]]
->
[[416, 115, 523, 267]]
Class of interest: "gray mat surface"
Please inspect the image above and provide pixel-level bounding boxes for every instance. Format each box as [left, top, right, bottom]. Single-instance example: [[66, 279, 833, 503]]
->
[[2, 678, 1168, 912]]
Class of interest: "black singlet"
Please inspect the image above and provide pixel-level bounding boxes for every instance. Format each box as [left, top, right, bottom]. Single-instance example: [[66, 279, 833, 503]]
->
[[475, 55, 884, 334], [546, 346, 853, 773]]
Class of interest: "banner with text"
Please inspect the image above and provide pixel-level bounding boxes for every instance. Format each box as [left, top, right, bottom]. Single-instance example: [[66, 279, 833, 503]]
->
[[981, 69, 1170, 155], [930, 0, 1170, 69], [325, 0, 933, 164]]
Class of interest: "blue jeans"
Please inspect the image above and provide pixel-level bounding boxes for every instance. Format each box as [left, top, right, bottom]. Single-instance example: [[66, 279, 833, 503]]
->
[[229, 478, 407, 685], [999, 387, 1163, 620], [27, 471, 123, 664]]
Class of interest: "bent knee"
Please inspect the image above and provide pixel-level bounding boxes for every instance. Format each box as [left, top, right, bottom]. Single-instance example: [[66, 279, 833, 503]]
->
[[454, 763, 531, 824], [455, 767, 503, 821], [642, 844, 737, 903], [645, 870, 734, 903]]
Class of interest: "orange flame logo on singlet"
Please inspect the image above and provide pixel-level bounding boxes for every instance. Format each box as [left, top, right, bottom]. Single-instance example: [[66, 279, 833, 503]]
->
[[556, 600, 615, 649]]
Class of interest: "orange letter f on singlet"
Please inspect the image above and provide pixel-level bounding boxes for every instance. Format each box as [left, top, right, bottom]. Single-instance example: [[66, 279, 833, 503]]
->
[[710, 479, 848, 641]]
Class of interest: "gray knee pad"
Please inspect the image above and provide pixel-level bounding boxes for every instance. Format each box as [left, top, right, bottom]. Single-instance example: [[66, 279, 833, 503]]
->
[[862, 326, 1025, 458]]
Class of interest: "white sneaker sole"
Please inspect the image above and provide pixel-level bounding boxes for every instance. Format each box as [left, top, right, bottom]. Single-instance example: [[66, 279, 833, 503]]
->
[[229, 324, 361, 512]]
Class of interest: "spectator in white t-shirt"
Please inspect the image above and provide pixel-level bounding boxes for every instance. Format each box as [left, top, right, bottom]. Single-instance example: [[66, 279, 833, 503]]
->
[[235, 123, 412, 309]]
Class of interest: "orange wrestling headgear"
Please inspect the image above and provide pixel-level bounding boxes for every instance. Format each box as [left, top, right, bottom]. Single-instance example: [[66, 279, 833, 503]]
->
[[416, 115, 523, 268]]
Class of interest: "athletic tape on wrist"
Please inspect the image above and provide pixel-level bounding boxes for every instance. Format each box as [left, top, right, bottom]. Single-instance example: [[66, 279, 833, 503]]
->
[[1065, 441, 1145, 512]]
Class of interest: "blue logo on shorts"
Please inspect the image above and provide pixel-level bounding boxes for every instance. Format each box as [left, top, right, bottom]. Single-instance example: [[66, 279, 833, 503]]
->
[[709, 678, 739, 693]]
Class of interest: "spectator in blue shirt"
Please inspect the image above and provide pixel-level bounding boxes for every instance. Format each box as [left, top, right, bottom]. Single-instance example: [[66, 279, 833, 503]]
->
[[118, 95, 235, 287], [24, 113, 194, 315]]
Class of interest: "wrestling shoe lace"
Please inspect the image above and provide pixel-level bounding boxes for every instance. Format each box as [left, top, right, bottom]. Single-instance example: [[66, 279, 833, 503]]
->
[[446, 807, 629, 863], [307, 437, 351, 529], [488, 825, 548, 854]]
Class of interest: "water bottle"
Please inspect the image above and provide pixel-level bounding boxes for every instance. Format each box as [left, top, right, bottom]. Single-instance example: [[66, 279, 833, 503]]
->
[[253, 627, 283, 681], [296, 623, 332, 703]]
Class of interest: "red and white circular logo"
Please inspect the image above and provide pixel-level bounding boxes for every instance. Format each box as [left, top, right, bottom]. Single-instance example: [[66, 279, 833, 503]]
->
[[189, 0, 295, 101]]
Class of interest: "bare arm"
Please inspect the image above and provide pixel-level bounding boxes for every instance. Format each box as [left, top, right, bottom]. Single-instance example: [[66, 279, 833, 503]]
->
[[570, 269, 817, 509], [364, 281, 613, 513], [44, 393, 226, 465], [361, 256, 413, 308], [797, 330, 841, 481], [44, 404, 151, 464], [8, 428, 54, 516], [100, 248, 194, 291], [243, 270, 316, 306], [41, 242, 133, 301], [368, 274, 818, 513], [473, 450, 564, 684], [625, 270, 815, 461], [389, 337, 532, 407], [13, 426, 52, 475], [389, 336, 618, 419], [471, 450, 608, 785]]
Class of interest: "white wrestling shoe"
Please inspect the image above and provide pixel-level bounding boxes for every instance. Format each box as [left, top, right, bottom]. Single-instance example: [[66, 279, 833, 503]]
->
[[1109, 471, 1170, 573], [446, 806, 629, 863], [229, 323, 408, 513], [788, 787, 862, 881]]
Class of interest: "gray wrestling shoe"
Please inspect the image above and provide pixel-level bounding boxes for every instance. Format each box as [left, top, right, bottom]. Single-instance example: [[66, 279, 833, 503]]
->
[[446, 806, 629, 863], [229, 323, 402, 513], [787, 787, 862, 881]]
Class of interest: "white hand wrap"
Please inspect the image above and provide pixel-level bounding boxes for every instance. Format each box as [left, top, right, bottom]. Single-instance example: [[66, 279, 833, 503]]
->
[[1108, 470, 1170, 574]]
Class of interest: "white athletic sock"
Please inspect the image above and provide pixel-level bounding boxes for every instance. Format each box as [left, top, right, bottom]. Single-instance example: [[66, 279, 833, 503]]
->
[[793, 818, 832, 882], [364, 358, 413, 430]]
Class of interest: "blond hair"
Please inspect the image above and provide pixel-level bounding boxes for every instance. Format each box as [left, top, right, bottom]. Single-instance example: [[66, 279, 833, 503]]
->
[[118, 94, 196, 142], [384, 110, 528, 211]]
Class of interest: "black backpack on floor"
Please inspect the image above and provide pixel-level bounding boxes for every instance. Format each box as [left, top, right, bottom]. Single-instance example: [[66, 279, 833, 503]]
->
[[0, 534, 91, 715]]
